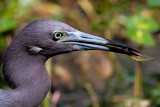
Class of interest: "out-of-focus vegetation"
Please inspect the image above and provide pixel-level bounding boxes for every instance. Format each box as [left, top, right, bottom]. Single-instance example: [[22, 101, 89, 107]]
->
[[0, 0, 160, 107]]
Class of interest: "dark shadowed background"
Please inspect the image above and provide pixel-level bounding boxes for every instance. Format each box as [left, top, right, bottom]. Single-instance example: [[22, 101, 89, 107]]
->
[[0, 0, 160, 107]]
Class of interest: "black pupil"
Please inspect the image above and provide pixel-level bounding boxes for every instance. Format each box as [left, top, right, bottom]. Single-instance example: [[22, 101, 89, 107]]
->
[[56, 33, 61, 37], [53, 32, 63, 41]]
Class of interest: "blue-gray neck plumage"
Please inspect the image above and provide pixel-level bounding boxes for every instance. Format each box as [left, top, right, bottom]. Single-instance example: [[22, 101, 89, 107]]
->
[[1, 39, 51, 107]]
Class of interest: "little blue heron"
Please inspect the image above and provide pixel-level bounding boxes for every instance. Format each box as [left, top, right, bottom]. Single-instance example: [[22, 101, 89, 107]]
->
[[0, 19, 141, 107]]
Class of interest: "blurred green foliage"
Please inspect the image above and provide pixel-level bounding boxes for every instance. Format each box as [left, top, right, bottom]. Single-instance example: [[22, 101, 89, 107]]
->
[[148, 0, 160, 7], [0, 18, 18, 33], [125, 16, 159, 46], [0, 0, 32, 50], [151, 86, 160, 104]]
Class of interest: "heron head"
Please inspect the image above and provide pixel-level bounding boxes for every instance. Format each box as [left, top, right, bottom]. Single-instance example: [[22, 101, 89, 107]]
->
[[14, 19, 141, 58]]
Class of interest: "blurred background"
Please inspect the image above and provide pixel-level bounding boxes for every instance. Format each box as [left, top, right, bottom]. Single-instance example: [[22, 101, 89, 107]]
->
[[0, 0, 160, 107]]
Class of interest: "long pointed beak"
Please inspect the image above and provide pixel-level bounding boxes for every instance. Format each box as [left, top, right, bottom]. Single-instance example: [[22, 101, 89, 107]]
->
[[60, 31, 142, 56]]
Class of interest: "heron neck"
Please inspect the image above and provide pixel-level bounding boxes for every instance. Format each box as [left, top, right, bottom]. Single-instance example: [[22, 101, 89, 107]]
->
[[2, 45, 51, 106]]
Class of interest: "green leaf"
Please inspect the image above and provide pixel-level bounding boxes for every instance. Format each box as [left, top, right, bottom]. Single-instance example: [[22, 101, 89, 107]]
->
[[125, 16, 159, 46], [126, 16, 159, 31], [148, 0, 160, 7], [0, 18, 18, 33], [126, 29, 156, 46]]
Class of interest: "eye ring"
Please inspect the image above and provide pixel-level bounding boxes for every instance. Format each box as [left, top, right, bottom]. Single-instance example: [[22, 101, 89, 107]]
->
[[52, 32, 63, 41]]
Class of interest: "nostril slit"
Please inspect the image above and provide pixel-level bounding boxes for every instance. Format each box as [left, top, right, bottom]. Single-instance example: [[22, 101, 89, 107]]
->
[[81, 36, 91, 39]]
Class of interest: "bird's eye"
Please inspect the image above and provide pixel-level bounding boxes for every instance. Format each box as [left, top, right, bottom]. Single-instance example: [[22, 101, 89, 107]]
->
[[52, 32, 63, 41]]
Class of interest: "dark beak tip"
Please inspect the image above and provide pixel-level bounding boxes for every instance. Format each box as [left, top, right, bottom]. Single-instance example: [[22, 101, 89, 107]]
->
[[133, 48, 143, 54]]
